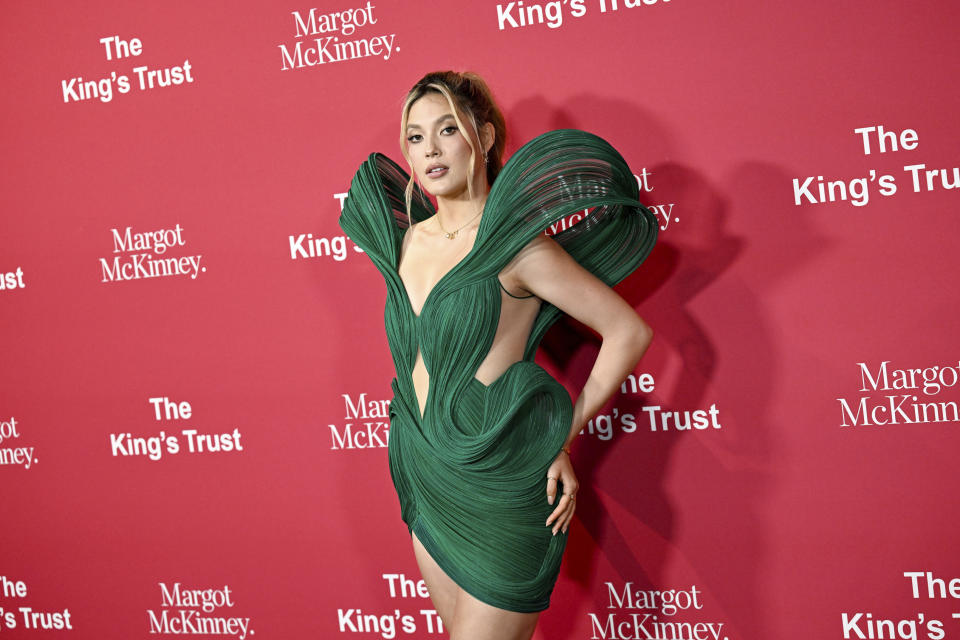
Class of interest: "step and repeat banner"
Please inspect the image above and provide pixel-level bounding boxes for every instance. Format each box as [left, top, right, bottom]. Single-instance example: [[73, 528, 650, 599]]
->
[[2, 1, 959, 638]]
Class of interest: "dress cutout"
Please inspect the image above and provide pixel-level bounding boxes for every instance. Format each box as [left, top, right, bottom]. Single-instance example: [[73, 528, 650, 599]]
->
[[338, 128, 658, 612]]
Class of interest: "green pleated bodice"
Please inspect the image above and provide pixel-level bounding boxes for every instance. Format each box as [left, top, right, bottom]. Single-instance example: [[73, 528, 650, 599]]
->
[[338, 128, 658, 612]]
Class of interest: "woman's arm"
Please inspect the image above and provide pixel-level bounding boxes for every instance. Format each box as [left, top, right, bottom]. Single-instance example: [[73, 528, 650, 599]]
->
[[508, 233, 654, 534], [514, 233, 654, 442]]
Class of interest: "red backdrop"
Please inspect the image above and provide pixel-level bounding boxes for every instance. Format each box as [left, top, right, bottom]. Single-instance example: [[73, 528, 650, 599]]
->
[[3, 1, 959, 638]]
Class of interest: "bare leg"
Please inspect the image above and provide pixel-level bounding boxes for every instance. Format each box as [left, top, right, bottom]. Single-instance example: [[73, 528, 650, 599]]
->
[[412, 532, 542, 640], [411, 531, 458, 632], [451, 588, 540, 640]]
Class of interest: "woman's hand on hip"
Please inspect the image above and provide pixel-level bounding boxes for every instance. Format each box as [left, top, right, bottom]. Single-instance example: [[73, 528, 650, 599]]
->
[[545, 450, 578, 535]]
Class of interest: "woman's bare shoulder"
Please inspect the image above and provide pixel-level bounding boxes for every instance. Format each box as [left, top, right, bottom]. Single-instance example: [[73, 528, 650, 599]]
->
[[513, 232, 561, 263], [500, 232, 561, 283]]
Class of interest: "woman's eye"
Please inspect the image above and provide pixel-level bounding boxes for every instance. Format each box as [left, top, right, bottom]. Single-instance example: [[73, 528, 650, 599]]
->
[[441, 126, 458, 135], [407, 134, 422, 143]]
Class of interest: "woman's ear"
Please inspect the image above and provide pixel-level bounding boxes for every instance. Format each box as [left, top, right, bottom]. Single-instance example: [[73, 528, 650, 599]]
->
[[481, 121, 495, 154]]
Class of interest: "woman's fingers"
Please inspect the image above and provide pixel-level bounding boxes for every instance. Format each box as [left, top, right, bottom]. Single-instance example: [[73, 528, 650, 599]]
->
[[546, 493, 572, 532], [545, 453, 579, 533], [561, 496, 577, 534], [546, 475, 559, 505]]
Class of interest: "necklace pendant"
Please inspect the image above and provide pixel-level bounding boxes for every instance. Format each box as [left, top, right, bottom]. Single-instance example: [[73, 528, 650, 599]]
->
[[445, 231, 456, 239]]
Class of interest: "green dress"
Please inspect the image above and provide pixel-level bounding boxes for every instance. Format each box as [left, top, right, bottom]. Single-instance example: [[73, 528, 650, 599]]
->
[[338, 128, 658, 612]]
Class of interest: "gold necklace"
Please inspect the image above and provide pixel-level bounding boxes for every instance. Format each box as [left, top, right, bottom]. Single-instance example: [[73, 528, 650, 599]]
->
[[436, 208, 483, 240]]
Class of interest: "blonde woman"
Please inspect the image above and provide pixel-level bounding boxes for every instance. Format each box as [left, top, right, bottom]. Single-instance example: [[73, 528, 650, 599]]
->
[[339, 70, 657, 640]]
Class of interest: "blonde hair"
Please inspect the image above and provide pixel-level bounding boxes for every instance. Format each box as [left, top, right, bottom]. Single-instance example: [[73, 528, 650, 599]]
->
[[398, 71, 507, 225]]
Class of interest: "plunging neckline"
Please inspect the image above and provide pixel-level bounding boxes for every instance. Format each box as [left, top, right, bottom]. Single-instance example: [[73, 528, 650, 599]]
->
[[396, 219, 484, 319]]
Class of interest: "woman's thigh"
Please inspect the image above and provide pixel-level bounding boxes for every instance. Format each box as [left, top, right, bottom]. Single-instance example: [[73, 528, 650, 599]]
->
[[411, 532, 542, 640], [451, 588, 540, 640], [411, 531, 458, 631]]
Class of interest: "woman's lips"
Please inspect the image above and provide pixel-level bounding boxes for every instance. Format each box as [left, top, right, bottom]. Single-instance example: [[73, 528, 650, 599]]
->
[[426, 167, 448, 179]]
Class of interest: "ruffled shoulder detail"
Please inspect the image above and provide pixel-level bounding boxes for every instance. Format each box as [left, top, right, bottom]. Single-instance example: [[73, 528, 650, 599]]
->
[[337, 153, 434, 279], [338, 130, 658, 359], [470, 128, 659, 357]]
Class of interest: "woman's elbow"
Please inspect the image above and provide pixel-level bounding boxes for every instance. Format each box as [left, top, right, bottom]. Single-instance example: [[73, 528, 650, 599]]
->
[[630, 316, 654, 353]]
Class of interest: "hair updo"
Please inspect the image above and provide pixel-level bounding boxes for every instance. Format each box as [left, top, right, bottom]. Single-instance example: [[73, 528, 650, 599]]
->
[[398, 71, 508, 222]]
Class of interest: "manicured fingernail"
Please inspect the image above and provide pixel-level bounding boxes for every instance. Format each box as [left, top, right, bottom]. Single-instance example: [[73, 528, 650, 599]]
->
[[548, 497, 554, 505]]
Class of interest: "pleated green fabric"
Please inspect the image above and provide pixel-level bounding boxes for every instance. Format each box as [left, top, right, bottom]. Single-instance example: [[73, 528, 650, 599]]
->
[[338, 128, 658, 612]]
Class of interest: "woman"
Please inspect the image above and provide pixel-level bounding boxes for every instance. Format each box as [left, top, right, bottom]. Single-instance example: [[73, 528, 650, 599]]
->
[[338, 70, 657, 640]]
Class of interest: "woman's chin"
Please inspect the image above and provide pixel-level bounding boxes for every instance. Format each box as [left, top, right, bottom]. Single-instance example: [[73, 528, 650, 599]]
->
[[421, 183, 464, 199]]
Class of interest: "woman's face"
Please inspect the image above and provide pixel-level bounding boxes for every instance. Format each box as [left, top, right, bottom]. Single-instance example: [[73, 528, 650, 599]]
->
[[405, 93, 481, 200]]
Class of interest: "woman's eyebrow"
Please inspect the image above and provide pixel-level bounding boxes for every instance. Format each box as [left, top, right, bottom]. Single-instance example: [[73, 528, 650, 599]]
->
[[406, 114, 456, 131]]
